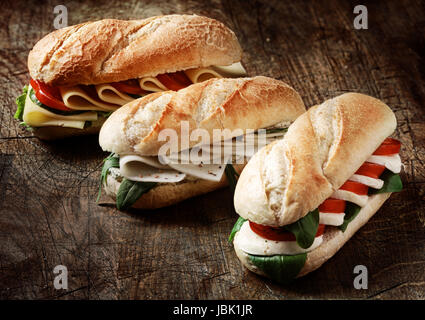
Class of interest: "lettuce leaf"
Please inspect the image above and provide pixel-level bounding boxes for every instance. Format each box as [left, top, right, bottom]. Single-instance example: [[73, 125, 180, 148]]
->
[[228, 216, 247, 243], [14, 85, 28, 121], [339, 202, 361, 232], [248, 253, 307, 285]]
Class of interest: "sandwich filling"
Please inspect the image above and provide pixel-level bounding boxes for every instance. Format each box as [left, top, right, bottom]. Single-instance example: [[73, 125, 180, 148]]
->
[[14, 62, 247, 130], [98, 126, 290, 210], [230, 138, 403, 284]]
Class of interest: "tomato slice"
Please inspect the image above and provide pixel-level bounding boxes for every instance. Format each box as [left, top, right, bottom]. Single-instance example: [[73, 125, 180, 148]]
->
[[249, 221, 325, 242], [30, 79, 72, 112], [373, 138, 401, 155], [110, 79, 147, 95], [319, 198, 346, 213], [340, 180, 369, 195], [157, 71, 192, 91], [355, 162, 386, 179]]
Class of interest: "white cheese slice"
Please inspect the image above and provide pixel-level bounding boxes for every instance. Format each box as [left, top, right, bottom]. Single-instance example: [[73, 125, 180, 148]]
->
[[167, 154, 231, 182], [235, 221, 323, 256], [211, 62, 247, 78], [138, 77, 168, 92], [23, 86, 98, 128], [367, 154, 401, 173], [119, 155, 185, 183], [184, 62, 246, 84], [350, 174, 384, 189], [120, 154, 170, 170], [319, 212, 345, 226], [331, 189, 368, 207], [60, 86, 120, 111], [95, 84, 135, 105]]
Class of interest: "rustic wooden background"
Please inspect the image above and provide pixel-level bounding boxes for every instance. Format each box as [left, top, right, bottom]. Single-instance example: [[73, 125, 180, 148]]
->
[[0, 0, 424, 299]]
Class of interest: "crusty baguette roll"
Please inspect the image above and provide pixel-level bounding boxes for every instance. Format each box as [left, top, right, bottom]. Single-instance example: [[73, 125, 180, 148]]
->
[[28, 15, 242, 86], [99, 76, 306, 156], [103, 163, 245, 209], [234, 93, 397, 227], [234, 193, 392, 279]]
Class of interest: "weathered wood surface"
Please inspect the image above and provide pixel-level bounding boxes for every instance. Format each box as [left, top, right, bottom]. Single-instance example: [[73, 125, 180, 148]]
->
[[0, 0, 424, 299]]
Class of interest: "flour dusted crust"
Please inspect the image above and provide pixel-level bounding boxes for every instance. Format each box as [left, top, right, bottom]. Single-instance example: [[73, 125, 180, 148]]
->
[[234, 93, 397, 226], [99, 76, 306, 155], [28, 15, 242, 86], [233, 193, 391, 280]]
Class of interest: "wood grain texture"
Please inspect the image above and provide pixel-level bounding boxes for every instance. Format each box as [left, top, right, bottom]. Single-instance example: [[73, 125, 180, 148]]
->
[[0, 0, 424, 299]]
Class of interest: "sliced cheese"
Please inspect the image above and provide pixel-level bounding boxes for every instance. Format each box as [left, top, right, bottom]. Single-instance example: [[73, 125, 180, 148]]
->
[[331, 189, 368, 207], [350, 174, 384, 189], [211, 62, 247, 78], [367, 154, 402, 174], [120, 154, 170, 170], [23, 86, 98, 129], [235, 221, 323, 256], [60, 86, 120, 111], [95, 84, 135, 105], [138, 77, 168, 92], [167, 154, 231, 182], [319, 212, 345, 226], [119, 155, 185, 183], [184, 62, 247, 84]]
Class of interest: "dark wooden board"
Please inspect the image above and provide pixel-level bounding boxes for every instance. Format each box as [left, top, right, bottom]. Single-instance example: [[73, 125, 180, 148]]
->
[[0, 0, 424, 299]]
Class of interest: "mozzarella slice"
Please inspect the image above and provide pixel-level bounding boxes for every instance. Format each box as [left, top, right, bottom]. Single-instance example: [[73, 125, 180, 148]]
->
[[95, 84, 135, 105], [23, 86, 98, 128], [119, 155, 185, 183], [60, 86, 120, 111], [331, 189, 368, 207], [319, 212, 345, 226], [235, 221, 323, 256], [167, 154, 231, 182], [138, 77, 168, 92], [367, 154, 401, 173], [350, 174, 384, 189]]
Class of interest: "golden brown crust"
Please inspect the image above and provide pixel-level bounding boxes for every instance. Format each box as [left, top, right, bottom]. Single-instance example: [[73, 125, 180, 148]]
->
[[234, 93, 397, 226], [99, 76, 306, 155], [28, 15, 242, 86], [104, 164, 245, 209]]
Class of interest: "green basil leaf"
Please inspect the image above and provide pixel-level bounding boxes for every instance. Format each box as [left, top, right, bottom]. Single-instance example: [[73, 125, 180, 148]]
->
[[225, 164, 240, 192], [339, 202, 361, 232], [96, 153, 120, 202], [116, 178, 157, 210], [369, 170, 403, 195], [228, 216, 247, 243], [14, 85, 28, 121], [248, 253, 307, 285], [283, 209, 319, 249]]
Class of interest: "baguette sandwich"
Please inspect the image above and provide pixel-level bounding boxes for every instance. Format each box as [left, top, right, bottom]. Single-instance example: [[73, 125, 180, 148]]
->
[[98, 76, 306, 210], [229, 93, 403, 284], [14, 14, 247, 140]]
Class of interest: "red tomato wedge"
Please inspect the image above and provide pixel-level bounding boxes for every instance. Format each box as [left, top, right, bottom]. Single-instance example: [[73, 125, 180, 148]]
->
[[319, 198, 346, 213], [355, 162, 386, 179], [157, 71, 192, 91], [249, 221, 325, 242], [30, 79, 72, 111], [110, 79, 147, 95], [373, 138, 401, 155], [340, 180, 369, 195]]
